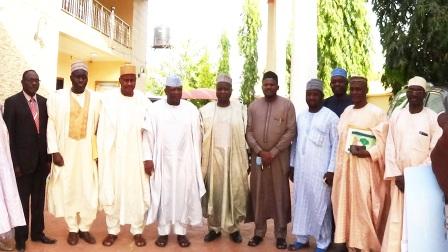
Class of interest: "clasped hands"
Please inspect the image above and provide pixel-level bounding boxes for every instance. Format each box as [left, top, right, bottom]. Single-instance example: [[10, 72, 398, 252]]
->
[[258, 151, 273, 166], [349, 145, 370, 158]]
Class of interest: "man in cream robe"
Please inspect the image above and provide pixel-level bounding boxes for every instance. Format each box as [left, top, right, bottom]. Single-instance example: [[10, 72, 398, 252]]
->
[[143, 75, 205, 248], [200, 74, 249, 243], [46, 61, 99, 245], [332, 76, 389, 252], [382, 77, 442, 252], [97, 64, 151, 247], [0, 114, 26, 250]]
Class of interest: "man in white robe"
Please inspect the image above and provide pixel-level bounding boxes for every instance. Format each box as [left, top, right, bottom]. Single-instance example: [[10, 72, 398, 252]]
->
[[97, 64, 151, 247], [0, 114, 26, 251], [143, 75, 205, 248], [200, 74, 249, 243], [289, 79, 339, 252], [46, 61, 99, 245], [382, 76, 442, 252]]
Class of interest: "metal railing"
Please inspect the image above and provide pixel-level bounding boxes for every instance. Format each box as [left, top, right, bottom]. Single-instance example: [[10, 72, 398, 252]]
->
[[61, 0, 131, 48]]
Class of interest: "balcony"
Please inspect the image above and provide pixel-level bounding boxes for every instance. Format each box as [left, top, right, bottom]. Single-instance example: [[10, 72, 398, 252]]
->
[[61, 0, 131, 48]]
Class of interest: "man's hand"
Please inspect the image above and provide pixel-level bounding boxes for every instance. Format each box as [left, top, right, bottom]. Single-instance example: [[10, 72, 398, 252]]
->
[[289, 166, 294, 182], [144, 160, 154, 176], [258, 151, 273, 166], [52, 152, 64, 166], [323, 172, 334, 187], [395, 175, 405, 193], [14, 166, 23, 177], [349, 145, 371, 158]]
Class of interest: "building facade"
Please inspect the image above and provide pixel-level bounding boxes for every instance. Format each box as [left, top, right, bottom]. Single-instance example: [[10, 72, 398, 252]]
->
[[0, 0, 148, 102]]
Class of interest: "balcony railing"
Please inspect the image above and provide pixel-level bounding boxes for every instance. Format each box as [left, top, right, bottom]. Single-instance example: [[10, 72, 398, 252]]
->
[[62, 0, 131, 48]]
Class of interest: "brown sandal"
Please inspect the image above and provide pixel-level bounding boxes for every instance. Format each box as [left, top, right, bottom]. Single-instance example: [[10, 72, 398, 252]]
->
[[177, 235, 191, 248], [133, 234, 146, 247], [155, 235, 168, 247], [102, 234, 118, 247]]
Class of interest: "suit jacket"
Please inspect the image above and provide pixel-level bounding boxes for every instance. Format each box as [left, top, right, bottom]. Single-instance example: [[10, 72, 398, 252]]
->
[[3, 92, 50, 175]]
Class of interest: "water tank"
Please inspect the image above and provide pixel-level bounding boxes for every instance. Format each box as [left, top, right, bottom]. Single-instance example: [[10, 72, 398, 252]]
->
[[153, 26, 171, 48]]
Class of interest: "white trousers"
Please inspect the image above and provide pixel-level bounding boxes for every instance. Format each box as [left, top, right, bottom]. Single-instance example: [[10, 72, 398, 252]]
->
[[157, 222, 187, 235], [65, 212, 96, 233], [104, 211, 144, 235]]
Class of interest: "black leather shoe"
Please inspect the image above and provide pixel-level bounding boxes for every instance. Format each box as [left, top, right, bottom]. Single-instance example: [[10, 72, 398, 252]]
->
[[229, 231, 242, 243], [31, 234, 57, 244], [204, 230, 221, 242]]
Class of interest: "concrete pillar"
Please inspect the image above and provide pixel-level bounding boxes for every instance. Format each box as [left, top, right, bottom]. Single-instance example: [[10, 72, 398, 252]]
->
[[266, 0, 276, 71], [266, 0, 288, 96], [132, 0, 148, 91], [290, 0, 318, 111]]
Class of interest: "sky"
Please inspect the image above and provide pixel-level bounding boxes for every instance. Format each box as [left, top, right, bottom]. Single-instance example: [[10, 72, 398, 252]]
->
[[146, 0, 386, 93], [147, 0, 243, 64]]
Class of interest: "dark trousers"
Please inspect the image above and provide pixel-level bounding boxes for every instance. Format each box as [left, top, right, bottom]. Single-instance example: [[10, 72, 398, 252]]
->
[[14, 167, 47, 245]]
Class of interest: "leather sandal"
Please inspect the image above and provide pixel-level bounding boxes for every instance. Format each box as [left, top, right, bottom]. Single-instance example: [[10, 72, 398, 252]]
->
[[155, 235, 168, 247], [276, 238, 287, 249], [133, 234, 146, 247], [102, 234, 118, 247], [247, 235, 263, 247], [177, 235, 191, 248]]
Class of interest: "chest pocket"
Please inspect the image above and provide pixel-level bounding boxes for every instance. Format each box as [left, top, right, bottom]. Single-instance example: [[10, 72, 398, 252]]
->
[[413, 129, 431, 152], [309, 127, 326, 147]]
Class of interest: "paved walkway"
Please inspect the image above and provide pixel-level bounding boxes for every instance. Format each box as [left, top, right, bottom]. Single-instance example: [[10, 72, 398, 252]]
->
[[25, 211, 319, 252]]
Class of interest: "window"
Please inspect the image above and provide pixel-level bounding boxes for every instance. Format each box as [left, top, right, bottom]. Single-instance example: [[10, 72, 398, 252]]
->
[[425, 92, 445, 114]]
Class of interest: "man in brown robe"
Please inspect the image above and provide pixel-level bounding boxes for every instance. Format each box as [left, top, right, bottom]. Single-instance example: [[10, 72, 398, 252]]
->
[[431, 112, 448, 197], [246, 71, 296, 249]]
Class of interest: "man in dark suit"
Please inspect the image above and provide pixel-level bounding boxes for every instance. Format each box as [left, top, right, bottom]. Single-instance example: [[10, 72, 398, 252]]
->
[[3, 70, 56, 252], [323, 67, 352, 117]]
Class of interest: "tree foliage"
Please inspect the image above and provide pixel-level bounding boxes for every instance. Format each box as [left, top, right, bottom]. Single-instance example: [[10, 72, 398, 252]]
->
[[145, 43, 216, 101], [372, 0, 448, 93], [180, 51, 216, 89], [217, 33, 231, 74], [145, 76, 165, 96], [238, 0, 261, 105], [318, 0, 371, 96], [286, 40, 292, 97]]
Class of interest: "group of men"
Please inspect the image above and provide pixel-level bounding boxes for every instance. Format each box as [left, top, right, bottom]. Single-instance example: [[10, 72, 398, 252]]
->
[[1, 62, 203, 251], [288, 70, 445, 252], [0, 63, 447, 252]]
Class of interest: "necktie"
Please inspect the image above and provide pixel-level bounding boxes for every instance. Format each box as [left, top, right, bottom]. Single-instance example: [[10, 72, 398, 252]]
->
[[29, 98, 40, 133]]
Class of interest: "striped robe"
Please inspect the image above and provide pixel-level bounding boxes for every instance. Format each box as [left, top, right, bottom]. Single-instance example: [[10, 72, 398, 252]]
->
[[290, 107, 339, 242], [332, 103, 389, 251]]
